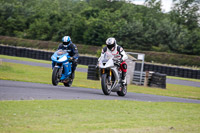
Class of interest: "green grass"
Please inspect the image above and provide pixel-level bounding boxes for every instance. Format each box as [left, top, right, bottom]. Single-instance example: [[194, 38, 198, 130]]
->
[[0, 55, 88, 69], [2, 54, 200, 80], [0, 54, 51, 64], [0, 62, 200, 100], [0, 62, 97, 87], [0, 56, 200, 133], [167, 76, 200, 83], [129, 84, 200, 100], [0, 100, 200, 133]]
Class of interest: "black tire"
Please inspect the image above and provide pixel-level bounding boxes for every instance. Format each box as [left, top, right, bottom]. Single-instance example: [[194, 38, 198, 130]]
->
[[87, 75, 99, 80], [88, 69, 97, 73], [52, 67, 59, 86], [101, 74, 111, 95], [87, 75, 97, 79], [117, 83, 127, 97], [63, 79, 73, 87]]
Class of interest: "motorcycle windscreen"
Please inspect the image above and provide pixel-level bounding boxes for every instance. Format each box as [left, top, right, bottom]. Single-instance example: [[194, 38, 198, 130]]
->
[[57, 50, 68, 56], [99, 53, 114, 68]]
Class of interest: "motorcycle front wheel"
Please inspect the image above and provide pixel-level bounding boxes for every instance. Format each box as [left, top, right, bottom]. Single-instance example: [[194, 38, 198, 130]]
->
[[52, 67, 59, 86], [101, 73, 112, 95]]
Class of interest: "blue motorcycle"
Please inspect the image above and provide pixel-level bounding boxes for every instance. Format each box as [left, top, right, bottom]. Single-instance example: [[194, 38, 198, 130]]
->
[[51, 49, 73, 87]]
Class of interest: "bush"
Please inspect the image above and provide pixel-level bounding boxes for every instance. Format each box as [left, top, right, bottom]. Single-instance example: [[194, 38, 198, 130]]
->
[[0, 36, 100, 55]]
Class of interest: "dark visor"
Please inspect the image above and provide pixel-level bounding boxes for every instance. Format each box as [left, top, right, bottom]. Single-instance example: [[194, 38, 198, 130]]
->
[[107, 44, 115, 50], [63, 41, 70, 45]]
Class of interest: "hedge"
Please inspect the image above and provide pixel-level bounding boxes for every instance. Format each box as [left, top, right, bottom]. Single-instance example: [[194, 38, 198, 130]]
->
[[0, 36, 100, 55]]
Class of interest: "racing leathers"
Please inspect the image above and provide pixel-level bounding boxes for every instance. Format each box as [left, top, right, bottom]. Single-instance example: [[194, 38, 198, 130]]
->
[[99, 44, 128, 83]]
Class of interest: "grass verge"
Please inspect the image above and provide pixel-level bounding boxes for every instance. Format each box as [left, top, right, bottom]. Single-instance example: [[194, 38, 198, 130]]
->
[[0, 100, 200, 133], [0, 62, 200, 99], [167, 76, 200, 83], [130, 84, 200, 100], [1, 54, 200, 80], [0, 55, 88, 69]]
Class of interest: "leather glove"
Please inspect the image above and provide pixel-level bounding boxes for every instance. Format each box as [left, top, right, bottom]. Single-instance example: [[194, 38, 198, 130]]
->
[[69, 57, 74, 61], [118, 58, 123, 63], [96, 61, 99, 69]]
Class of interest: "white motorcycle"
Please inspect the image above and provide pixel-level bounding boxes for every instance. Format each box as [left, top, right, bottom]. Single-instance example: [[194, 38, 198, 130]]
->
[[98, 52, 127, 96]]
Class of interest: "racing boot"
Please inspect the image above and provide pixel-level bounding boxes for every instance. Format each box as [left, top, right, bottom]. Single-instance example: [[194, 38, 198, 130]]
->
[[66, 72, 74, 87], [71, 72, 75, 80], [71, 61, 77, 80], [121, 72, 127, 85]]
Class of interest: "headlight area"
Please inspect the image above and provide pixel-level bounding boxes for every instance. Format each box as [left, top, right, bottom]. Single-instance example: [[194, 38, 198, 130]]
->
[[58, 56, 67, 62]]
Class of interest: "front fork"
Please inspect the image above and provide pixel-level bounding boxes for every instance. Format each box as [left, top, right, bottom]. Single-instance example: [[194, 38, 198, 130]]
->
[[54, 64, 63, 79], [102, 69, 112, 83]]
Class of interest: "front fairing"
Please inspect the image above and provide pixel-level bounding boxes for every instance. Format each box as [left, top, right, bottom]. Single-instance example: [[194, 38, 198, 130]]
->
[[99, 53, 120, 92], [99, 58, 114, 68], [60, 61, 72, 80], [99, 53, 114, 69], [51, 50, 72, 81]]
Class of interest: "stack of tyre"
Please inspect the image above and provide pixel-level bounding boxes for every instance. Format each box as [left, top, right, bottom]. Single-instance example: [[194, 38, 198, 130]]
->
[[87, 65, 99, 80], [137, 62, 200, 79], [0, 45, 53, 61], [78, 56, 98, 65], [149, 73, 166, 89]]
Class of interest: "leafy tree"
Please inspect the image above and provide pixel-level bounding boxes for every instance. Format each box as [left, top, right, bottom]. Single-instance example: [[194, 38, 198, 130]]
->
[[83, 17, 109, 45], [171, 0, 200, 30], [170, 0, 200, 54], [0, 0, 199, 55], [27, 19, 51, 40]]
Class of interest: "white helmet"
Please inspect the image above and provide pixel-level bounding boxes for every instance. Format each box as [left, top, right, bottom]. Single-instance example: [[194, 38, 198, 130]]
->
[[106, 37, 116, 51], [62, 36, 71, 47]]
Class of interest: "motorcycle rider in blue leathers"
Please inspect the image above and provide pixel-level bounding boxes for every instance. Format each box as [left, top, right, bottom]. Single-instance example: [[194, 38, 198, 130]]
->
[[56, 36, 79, 80]]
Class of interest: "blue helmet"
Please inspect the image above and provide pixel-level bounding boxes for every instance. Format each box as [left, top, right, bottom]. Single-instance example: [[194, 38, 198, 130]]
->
[[62, 36, 71, 47]]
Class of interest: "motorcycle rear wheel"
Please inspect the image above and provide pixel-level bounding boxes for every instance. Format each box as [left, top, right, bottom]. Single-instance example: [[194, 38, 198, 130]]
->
[[117, 84, 127, 96], [101, 73, 112, 95], [52, 67, 59, 86], [63, 79, 73, 87]]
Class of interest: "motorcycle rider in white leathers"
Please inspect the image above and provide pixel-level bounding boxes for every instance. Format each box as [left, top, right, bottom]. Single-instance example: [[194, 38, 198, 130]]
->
[[99, 37, 128, 84]]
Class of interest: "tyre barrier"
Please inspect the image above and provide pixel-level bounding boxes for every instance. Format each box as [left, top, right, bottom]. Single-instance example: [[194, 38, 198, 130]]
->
[[0, 45, 98, 65], [136, 62, 200, 79], [0, 45, 54, 61], [77, 56, 98, 66], [148, 73, 166, 89], [0, 45, 199, 79], [87, 65, 99, 80]]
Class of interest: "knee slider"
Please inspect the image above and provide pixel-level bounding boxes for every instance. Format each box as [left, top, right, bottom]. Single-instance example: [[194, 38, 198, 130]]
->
[[122, 64, 127, 69]]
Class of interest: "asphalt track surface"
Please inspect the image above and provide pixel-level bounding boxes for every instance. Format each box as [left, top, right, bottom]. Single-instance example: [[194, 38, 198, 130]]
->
[[2, 58, 200, 87], [0, 80, 200, 103]]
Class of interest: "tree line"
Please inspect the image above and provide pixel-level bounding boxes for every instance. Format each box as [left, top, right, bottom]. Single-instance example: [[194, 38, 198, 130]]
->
[[0, 0, 199, 55]]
